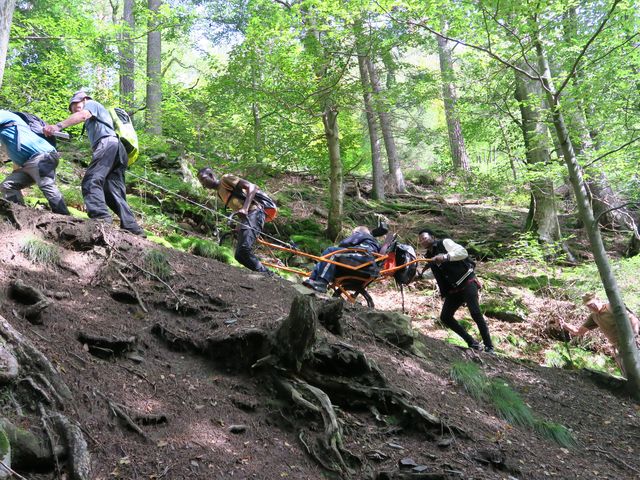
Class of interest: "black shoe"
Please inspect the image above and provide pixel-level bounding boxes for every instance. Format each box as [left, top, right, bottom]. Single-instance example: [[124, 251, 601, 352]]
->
[[468, 342, 482, 351], [260, 269, 277, 278], [484, 346, 495, 354], [302, 278, 328, 293]]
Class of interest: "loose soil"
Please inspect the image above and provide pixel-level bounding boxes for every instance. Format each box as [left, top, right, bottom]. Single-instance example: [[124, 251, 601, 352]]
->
[[0, 203, 638, 480]]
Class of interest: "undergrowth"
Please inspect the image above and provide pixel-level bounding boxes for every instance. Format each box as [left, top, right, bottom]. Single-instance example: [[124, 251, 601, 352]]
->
[[450, 361, 576, 448], [21, 238, 60, 266], [143, 249, 173, 280]]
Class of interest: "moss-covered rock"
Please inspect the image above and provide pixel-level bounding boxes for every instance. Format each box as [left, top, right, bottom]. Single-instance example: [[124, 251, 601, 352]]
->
[[358, 311, 415, 349]]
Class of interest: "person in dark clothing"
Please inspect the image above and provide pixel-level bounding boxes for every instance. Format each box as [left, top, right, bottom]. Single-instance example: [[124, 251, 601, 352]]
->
[[303, 226, 381, 293], [197, 167, 271, 273], [418, 229, 494, 353], [43, 91, 144, 236], [0, 110, 70, 215]]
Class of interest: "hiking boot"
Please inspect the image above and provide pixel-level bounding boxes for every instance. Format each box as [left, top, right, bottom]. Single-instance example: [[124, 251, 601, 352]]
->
[[261, 269, 277, 278], [484, 346, 495, 354], [125, 227, 147, 238], [302, 278, 328, 293], [468, 341, 482, 351]]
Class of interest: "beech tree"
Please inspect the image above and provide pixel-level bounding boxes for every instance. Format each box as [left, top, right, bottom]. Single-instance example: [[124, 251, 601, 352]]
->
[[437, 22, 470, 171], [389, 0, 640, 395]]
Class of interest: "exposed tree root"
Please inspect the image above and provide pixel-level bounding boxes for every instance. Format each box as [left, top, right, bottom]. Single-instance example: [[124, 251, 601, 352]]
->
[[0, 315, 71, 403], [49, 412, 92, 480], [0, 345, 19, 385], [77, 331, 137, 358], [95, 391, 149, 441], [266, 295, 462, 477]]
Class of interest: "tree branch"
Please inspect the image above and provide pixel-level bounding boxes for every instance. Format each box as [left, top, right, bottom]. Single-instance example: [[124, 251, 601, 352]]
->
[[583, 136, 640, 168], [554, 0, 621, 98]]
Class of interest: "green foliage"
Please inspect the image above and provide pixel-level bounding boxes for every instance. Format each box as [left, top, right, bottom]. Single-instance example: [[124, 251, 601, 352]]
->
[[489, 380, 535, 427], [543, 343, 618, 376], [450, 362, 486, 399], [560, 255, 640, 314], [143, 250, 172, 281], [190, 240, 233, 263], [21, 238, 60, 266], [450, 361, 576, 447]]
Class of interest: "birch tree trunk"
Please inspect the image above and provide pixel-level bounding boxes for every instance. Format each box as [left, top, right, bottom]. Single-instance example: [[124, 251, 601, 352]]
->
[[119, 0, 135, 111], [366, 57, 405, 193], [535, 39, 640, 396], [0, 0, 16, 89], [146, 0, 162, 134], [437, 32, 470, 171], [358, 54, 385, 201]]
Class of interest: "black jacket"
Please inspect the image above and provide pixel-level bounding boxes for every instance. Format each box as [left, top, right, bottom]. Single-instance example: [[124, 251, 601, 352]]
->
[[427, 239, 475, 296], [338, 232, 380, 254]]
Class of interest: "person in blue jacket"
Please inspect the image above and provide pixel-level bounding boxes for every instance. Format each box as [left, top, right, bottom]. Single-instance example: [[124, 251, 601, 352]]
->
[[0, 110, 69, 215], [303, 226, 381, 293]]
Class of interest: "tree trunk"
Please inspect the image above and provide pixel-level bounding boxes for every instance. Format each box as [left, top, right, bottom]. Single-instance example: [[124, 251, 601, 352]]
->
[[357, 54, 385, 201], [366, 57, 405, 193], [514, 68, 563, 246], [437, 30, 471, 171], [251, 55, 263, 163], [119, 0, 135, 111], [323, 104, 343, 240], [145, 0, 162, 135], [0, 0, 16, 89], [535, 39, 640, 396]]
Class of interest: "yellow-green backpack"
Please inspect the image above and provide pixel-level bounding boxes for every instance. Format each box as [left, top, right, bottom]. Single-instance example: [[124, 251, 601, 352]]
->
[[107, 107, 139, 166]]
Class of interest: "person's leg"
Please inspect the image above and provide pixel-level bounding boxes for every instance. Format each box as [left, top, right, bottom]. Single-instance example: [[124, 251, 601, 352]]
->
[[440, 292, 478, 347], [463, 281, 493, 349], [103, 141, 142, 232], [235, 209, 267, 271], [31, 152, 70, 215], [315, 246, 342, 283], [0, 167, 33, 205], [82, 138, 114, 222]]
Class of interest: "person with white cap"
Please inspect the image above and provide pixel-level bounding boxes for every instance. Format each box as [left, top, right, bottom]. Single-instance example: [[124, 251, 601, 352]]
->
[[564, 293, 640, 375], [43, 91, 144, 236]]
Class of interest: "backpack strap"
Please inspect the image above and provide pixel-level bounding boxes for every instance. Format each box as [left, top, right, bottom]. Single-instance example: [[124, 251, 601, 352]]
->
[[0, 121, 21, 153], [81, 115, 116, 139]]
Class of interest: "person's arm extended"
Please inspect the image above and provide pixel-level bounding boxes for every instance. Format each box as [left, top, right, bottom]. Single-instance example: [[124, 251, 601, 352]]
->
[[43, 110, 92, 136], [236, 178, 258, 216]]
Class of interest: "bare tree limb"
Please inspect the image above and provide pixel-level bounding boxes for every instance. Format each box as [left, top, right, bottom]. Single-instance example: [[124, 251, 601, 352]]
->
[[554, 0, 622, 98]]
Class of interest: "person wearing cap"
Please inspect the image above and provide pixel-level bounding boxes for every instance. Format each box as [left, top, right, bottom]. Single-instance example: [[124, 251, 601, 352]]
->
[[0, 110, 70, 215], [43, 91, 144, 236], [418, 229, 494, 353], [563, 293, 640, 375]]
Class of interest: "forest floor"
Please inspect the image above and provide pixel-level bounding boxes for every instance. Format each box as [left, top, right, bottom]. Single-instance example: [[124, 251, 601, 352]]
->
[[0, 185, 639, 480]]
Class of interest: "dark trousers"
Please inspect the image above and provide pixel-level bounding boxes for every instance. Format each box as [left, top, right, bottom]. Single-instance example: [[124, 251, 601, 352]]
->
[[440, 280, 493, 348], [311, 247, 373, 283], [82, 136, 140, 232], [236, 208, 267, 272], [1, 152, 70, 215]]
